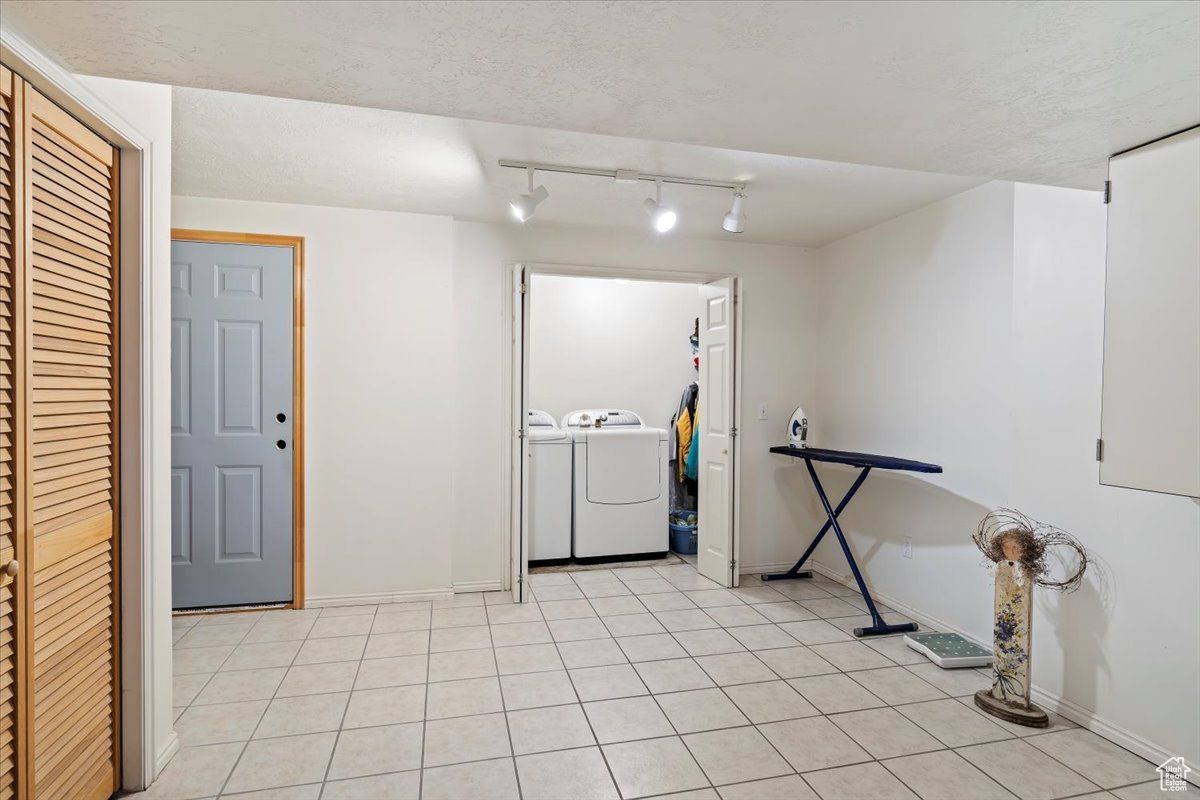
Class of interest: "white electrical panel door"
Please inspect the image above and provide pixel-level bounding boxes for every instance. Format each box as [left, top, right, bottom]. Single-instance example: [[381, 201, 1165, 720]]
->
[[1100, 126, 1200, 497]]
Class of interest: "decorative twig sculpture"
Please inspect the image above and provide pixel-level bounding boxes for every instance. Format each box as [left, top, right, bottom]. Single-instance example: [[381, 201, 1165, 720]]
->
[[973, 509, 1088, 727]]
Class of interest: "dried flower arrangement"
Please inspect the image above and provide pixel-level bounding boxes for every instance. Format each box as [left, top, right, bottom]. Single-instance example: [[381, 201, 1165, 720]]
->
[[973, 508, 1088, 591]]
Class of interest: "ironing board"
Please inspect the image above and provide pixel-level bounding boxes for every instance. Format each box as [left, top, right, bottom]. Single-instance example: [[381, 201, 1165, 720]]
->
[[765, 446, 943, 637]]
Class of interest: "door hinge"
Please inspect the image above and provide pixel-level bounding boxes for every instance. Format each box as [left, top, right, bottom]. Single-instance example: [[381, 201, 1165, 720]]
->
[[519, 283, 527, 294], [517, 429, 526, 440], [1102, 181, 1111, 204], [730, 426, 738, 438], [1095, 438, 1103, 462]]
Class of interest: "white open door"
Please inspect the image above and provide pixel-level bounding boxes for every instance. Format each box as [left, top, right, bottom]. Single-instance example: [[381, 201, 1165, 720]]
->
[[697, 277, 737, 586], [510, 264, 531, 601]]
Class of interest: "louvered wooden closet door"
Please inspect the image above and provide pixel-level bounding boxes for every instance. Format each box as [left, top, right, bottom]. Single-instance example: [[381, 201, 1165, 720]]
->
[[0, 66, 23, 800], [24, 84, 119, 800]]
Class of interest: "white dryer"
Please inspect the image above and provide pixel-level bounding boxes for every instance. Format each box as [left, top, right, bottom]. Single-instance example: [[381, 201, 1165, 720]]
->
[[562, 409, 669, 559], [527, 410, 573, 561]]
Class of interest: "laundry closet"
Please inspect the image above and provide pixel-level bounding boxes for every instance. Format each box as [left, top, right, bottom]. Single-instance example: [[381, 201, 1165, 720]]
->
[[525, 273, 706, 570]]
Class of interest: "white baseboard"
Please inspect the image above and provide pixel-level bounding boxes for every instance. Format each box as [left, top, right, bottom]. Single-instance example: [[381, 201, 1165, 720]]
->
[[153, 730, 180, 781], [806, 561, 1190, 774], [453, 580, 504, 593], [306, 588, 454, 607]]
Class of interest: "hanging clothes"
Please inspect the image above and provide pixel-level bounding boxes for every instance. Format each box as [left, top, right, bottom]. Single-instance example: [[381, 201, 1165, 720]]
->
[[685, 401, 700, 480], [671, 382, 698, 481], [675, 409, 693, 482]]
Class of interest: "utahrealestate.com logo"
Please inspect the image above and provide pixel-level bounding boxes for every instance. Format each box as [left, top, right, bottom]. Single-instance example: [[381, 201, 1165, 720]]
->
[[1158, 756, 1191, 792]]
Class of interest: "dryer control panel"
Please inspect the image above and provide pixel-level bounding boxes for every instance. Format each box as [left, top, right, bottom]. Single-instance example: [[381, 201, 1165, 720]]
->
[[563, 409, 642, 428]]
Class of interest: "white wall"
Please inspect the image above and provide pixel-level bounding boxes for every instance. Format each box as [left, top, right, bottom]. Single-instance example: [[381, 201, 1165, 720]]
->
[[171, 197, 456, 602], [1009, 182, 1199, 770], [76, 75, 176, 783], [165, 206, 822, 596], [815, 180, 1200, 768], [814, 181, 1015, 638], [529, 274, 699, 428], [452, 221, 823, 587]]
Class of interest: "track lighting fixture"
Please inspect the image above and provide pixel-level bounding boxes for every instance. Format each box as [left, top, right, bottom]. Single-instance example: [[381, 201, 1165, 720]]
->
[[498, 160, 746, 234], [723, 191, 747, 234], [643, 179, 677, 233], [509, 167, 549, 223]]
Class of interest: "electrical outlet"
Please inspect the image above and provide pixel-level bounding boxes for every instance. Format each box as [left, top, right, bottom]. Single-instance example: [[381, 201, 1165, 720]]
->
[[758, 402, 768, 421], [902, 537, 913, 559]]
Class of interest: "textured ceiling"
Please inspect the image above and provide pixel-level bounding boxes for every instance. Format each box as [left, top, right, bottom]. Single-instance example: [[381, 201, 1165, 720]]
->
[[171, 86, 984, 247], [5, 1, 1199, 189]]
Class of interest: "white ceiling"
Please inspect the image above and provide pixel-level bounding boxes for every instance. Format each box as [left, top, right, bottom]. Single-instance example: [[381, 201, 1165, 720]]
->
[[171, 86, 984, 247], [6, 1, 1198, 189]]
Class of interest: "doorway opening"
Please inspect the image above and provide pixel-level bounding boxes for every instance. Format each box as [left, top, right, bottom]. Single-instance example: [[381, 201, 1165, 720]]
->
[[508, 263, 741, 603], [169, 229, 306, 611]]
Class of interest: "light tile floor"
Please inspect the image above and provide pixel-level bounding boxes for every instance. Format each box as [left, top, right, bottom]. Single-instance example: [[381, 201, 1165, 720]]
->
[[141, 564, 1161, 800]]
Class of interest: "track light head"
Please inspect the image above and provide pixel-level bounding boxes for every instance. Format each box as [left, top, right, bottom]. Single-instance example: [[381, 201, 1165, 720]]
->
[[723, 191, 747, 233], [644, 179, 677, 233], [510, 184, 548, 222], [643, 198, 677, 233], [510, 167, 549, 222]]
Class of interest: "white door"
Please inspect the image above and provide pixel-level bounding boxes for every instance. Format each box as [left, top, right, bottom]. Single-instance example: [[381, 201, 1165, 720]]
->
[[697, 277, 737, 586], [510, 264, 531, 601]]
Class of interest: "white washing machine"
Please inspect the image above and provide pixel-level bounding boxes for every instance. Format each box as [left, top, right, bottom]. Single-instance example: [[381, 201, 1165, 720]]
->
[[562, 409, 669, 559], [527, 410, 573, 561]]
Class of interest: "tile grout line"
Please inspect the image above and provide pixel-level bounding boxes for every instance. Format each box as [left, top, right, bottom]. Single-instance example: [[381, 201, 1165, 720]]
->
[[556, 584, 632, 800], [415, 605, 433, 800], [211, 620, 305, 798], [314, 604, 377, 799], [480, 613, 524, 800], [212, 605, 363, 798], [174, 609, 259, 686], [171, 609, 258, 797]]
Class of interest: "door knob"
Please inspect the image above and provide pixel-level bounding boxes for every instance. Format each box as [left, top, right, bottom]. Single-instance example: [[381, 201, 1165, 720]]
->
[[4, 561, 17, 578]]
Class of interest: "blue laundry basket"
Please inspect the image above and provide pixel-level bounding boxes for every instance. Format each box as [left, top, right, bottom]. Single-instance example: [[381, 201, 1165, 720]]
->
[[669, 510, 698, 555]]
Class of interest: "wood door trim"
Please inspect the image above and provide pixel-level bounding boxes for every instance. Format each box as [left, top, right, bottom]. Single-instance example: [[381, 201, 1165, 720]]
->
[[170, 229, 306, 609], [107, 146, 123, 788]]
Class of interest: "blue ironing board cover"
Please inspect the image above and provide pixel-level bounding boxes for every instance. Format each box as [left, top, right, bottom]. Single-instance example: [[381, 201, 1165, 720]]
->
[[769, 446, 942, 473]]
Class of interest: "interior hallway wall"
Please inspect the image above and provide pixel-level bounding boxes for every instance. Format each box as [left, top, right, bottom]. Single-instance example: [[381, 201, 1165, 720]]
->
[[78, 74, 177, 784], [452, 221, 823, 589], [528, 274, 699, 429], [172, 196, 456, 602], [814, 180, 1200, 768]]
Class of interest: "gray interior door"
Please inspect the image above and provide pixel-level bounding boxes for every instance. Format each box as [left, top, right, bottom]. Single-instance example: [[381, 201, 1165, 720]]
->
[[171, 239, 295, 608]]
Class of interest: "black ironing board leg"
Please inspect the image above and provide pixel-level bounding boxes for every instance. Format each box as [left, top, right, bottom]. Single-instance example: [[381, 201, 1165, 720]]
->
[[761, 467, 871, 581], [763, 460, 918, 638]]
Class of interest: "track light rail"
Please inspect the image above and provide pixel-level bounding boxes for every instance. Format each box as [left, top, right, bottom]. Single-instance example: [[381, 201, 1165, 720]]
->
[[498, 159, 746, 191]]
